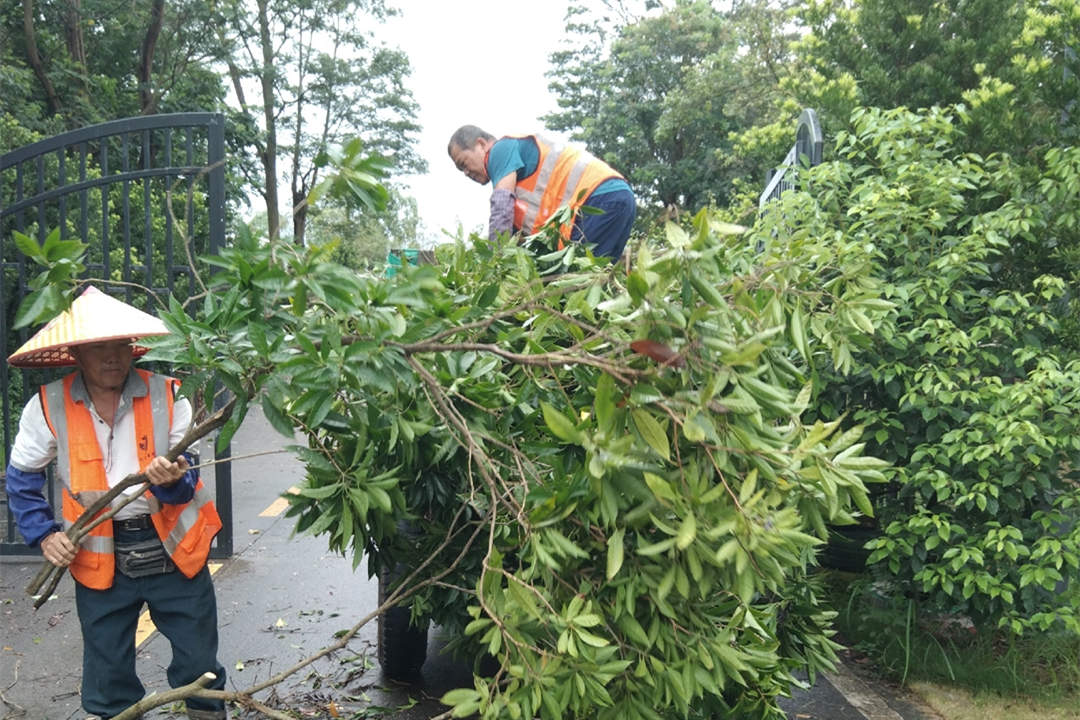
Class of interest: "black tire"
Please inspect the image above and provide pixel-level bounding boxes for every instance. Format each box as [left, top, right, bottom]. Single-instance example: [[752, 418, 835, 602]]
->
[[377, 571, 429, 681]]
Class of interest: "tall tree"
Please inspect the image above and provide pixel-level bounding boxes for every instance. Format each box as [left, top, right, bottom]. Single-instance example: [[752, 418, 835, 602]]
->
[[720, 0, 1080, 219], [797, 0, 1027, 113], [545, 0, 796, 219], [784, 0, 1079, 320], [4, 0, 229, 130], [217, 0, 424, 244]]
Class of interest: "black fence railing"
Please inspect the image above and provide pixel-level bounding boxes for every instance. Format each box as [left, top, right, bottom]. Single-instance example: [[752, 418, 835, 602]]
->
[[758, 108, 824, 211], [1, 112, 232, 558]]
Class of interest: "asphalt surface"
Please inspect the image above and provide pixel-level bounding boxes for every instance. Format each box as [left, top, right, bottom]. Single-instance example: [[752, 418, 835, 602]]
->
[[2, 409, 941, 720]]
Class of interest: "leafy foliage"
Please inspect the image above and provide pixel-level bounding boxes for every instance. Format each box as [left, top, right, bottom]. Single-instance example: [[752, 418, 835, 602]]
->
[[797, 106, 1080, 635], [10, 228, 86, 329], [725, 0, 1080, 222], [13, 170, 893, 719], [545, 0, 796, 217], [131, 191, 887, 718], [796, 0, 1027, 112], [0, 0, 230, 129]]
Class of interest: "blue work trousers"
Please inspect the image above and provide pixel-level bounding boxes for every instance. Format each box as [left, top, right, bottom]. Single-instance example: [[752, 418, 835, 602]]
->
[[570, 188, 637, 260], [74, 528, 226, 719]]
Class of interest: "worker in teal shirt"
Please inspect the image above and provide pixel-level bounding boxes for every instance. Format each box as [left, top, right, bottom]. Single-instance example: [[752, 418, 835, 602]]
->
[[449, 125, 636, 260]]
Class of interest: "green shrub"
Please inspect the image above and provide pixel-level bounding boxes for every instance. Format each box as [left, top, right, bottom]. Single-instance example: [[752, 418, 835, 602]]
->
[[803, 106, 1080, 635]]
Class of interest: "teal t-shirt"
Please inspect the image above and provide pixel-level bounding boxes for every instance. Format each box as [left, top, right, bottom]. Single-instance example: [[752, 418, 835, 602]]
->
[[486, 137, 629, 197]]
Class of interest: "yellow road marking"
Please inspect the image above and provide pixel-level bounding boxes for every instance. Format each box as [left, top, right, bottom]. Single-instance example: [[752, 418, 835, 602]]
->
[[135, 486, 300, 646], [259, 497, 289, 517], [135, 562, 222, 647], [259, 486, 301, 517]]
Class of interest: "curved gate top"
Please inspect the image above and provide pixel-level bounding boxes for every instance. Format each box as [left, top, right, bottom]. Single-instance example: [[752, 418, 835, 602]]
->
[[758, 108, 824, 211], [1, 112, 232, 558]]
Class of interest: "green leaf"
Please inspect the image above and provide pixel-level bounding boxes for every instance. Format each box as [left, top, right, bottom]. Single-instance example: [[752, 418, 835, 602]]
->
[[644, 472, 676, 503], [682, 412, 706, 442], [216, 411, 243, 453], [632, 409, 669, 461], [739, 469, 758, 505], [508, 580, 543, 620], [573, 613, 603, 628], [619, 615, 651, 649], [637, 537, 675, 557], [690, 272, 726, 307], [441, 688, 482, 717], [712, 221, 747, 235], [13, 286, 63, 329], [848, 307, 876, 335], [261, 396, 295, 438], [12, 230, 46, 262], [595, 374, 616, 435], [607, 528, 625, 580], [790, 304, 811, 363], [627, 271, 649, 302], [541, 401, 583, 443], [665, 221, 690, 249], [575, 628, 610, 647], [676, 513, 697, 550], [295, 484, 340, 499]]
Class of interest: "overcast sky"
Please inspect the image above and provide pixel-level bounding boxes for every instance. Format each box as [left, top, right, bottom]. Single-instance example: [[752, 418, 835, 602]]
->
[[383, 0, 574, 245]]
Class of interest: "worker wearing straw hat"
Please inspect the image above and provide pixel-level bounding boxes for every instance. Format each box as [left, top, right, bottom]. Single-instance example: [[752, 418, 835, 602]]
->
[[5, 286, 229, 720]]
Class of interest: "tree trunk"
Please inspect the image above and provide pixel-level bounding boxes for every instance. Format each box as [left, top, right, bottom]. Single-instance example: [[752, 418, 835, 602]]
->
[[63, 0, 87, 70], [292, 185, 307, 246], [290, 21, 310, 246], [139, 0, 166, 114], [257, 0, 280, 242], [23, 0, 62, 116], [63, 0, 91, 101], [217, 19, 272, 214]]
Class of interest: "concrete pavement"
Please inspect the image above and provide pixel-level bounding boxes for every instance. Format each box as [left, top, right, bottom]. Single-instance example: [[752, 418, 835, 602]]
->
[[2, 408, 940, 720]]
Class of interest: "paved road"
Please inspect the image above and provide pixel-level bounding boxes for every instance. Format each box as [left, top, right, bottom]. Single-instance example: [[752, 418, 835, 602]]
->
[[1, 409, 939, 720]]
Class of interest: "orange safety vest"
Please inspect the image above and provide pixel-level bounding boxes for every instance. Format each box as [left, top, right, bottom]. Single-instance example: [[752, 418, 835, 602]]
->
[[39, 369, 222, 590], [496, 135, 622, 244]]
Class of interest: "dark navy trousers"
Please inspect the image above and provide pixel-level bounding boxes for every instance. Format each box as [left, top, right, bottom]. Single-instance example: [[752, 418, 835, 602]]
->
[[571, 188, 637, 260], [74, 527, 226, 719]]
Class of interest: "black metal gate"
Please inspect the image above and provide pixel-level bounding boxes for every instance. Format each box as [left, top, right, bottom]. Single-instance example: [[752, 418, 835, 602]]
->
[[1, 112, 233, 558]]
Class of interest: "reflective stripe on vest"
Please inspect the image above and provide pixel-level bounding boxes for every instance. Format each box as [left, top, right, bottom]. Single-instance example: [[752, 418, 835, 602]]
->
[[511, 134, 621, 240], [41, 374, 119, 587], [40, 369, 220, 588], [156, 481, 218, 564]]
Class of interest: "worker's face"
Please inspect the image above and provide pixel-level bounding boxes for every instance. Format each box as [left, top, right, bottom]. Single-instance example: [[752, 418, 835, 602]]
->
[[450, 138, 490, 185], [71, 340, 134, 393]]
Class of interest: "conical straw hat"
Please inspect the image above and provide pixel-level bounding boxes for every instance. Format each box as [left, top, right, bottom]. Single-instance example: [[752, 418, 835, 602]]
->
[[7, 286, 169, 368]]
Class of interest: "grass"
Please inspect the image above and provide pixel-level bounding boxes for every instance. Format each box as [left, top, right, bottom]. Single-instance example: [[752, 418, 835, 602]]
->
[[824, 570, 1080, 713], [910, 682, 1080, 720]]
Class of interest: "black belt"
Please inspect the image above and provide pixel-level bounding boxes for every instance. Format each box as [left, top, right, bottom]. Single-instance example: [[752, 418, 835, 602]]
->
[[114, 515, 153, 532]]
